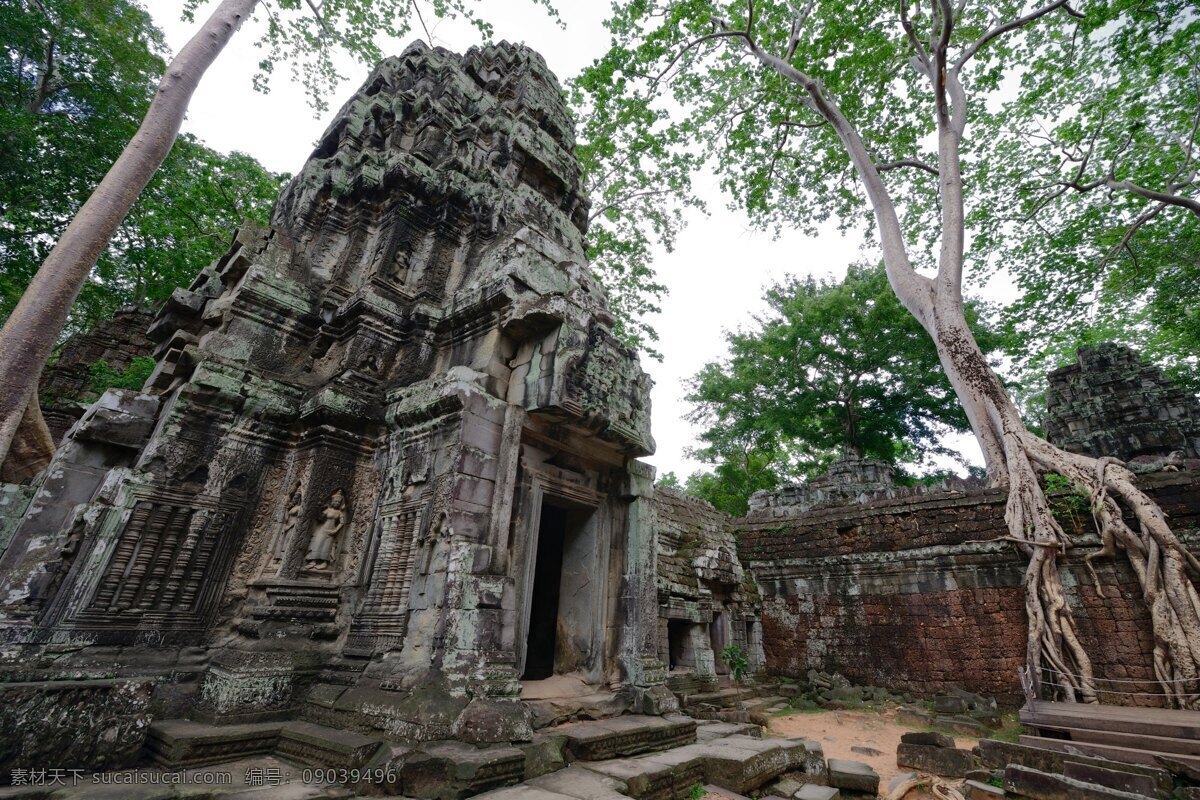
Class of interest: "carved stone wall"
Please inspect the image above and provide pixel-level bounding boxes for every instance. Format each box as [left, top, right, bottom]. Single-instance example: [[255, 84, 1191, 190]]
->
[[738, 471, 1200, 705], [0, 41, 668, 748], [38, 307, 155, 443], [1045, 342, 1200, 461], [654, 487, 763, 696]]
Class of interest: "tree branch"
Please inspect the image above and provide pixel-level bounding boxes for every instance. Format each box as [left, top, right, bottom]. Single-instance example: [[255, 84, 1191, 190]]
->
[[1097, 201, 1166, 272], [784, 0, 817, 60], [304, 0, 333, 36], [955, 0, 1081, 70], [705, 23, 934, 318], [1104, 178, 1200, 217], [899, 0, 931, 74], [876, 158, 940, 176], [657, 30, 751, 82], [410, 0, 432, 44], [588, 189, 673, 223]]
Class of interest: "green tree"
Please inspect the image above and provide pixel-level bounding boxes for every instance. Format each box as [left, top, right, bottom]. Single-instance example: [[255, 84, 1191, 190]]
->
[[684, 264, 1003, 514], [580, 0, 1200, 705], [969, 3, 1199, 391], [1, 0, 165, 326], [0, 0, 282, 481], [571, 75, 704, 359], [684, 448, 784, 516], [0, 0, 555, 475]]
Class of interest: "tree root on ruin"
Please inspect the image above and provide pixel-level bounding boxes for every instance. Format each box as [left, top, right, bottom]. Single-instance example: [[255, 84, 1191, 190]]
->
[[1005, 430, 1200, 709]]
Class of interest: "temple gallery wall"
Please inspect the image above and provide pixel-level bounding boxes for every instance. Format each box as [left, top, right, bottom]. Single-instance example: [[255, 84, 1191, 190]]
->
[[0, 37, 1197, 790]]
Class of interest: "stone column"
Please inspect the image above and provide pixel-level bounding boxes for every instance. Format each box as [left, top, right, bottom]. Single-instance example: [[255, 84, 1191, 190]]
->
[[620, 459, 677, 714]]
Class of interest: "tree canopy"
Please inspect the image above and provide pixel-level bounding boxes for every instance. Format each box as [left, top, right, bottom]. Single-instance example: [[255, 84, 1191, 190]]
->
[[969, 0, 1200, 394], [685, 263, 1002, 513], [0, 0, 284, 334]]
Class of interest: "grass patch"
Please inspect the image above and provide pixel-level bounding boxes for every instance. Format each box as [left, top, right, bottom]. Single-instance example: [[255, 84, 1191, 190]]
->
[[988, 712, 1023, 743]]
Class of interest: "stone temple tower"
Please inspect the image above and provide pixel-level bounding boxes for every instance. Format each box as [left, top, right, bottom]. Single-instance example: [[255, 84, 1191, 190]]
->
[[0, 41, 673, 749]]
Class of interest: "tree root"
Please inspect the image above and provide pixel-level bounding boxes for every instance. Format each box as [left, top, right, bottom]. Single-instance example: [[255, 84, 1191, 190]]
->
[[1017, 433, 1200, 709], [0, 398, 55, 483]]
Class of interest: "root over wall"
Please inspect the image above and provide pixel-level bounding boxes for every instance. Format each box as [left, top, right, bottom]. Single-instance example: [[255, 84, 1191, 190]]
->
[[737, 472, 1200, 706]]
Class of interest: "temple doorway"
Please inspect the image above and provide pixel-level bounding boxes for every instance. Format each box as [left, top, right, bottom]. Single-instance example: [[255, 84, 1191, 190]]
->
[[521, 500, 595, 681], [523, 504, 566, 680]]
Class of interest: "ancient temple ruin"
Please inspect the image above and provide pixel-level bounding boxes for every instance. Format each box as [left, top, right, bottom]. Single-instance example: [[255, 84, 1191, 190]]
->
[[1045, 342, 1200, 462], [655, 487, 764, 697], [4, 32, 1200, 799], [0, 42, 677, 757]]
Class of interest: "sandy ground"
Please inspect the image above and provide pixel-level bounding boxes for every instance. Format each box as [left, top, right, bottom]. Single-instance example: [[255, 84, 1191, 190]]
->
[[768, 707, 979, 793]]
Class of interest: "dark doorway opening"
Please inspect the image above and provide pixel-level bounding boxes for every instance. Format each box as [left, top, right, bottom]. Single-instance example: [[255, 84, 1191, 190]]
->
[[667, 619, 688, 671], [710, 611, 728, 674], [522, 503, 568, 680]]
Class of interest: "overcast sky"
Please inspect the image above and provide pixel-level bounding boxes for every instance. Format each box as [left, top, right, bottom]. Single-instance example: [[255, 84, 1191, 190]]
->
[[144, 0, 981, 480]]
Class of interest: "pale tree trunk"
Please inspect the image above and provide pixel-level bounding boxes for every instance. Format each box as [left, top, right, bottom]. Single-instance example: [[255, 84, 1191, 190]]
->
[[725, 2, 1200, 707], [0, 0, 259, 476]]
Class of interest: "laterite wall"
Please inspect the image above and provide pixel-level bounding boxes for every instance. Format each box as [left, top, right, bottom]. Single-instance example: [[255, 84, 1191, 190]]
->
[[737, 472, 1200, 706]]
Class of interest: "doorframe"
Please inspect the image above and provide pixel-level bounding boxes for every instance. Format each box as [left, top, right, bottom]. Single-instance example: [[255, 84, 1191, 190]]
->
[[515, 478, 605, 681]]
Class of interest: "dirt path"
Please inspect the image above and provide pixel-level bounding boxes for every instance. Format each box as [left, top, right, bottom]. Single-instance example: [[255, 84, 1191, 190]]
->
[[768, 707, 979, 791]]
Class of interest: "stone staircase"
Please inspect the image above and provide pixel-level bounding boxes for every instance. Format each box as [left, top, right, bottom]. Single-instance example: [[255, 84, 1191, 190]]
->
[[472, 734, 824, 800], [1018, 700, 1200, 771], [128, 712, 826, 800], [979, 738, 1179, 799]]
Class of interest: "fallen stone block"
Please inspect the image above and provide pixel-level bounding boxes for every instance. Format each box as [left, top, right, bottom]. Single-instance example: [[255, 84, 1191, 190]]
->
[[827, 759, 879, 794], [1003, 764, 1153, 800], [552, 714, 697, 762], [586, 753, 704, 800], [900, 732, 955, 749], [964, 780, 1005, 800], [978, 740, 1172, 797], [933, 696, 968, 714], [704, 785, 753, 800], [896, 743, 978, 778], [695, 722, 762, 742], [1062, 761, 1158, 798], [520, 734, 568, 779], [796, 784, 841, 800], [526, 765, 630, 800], [773, 777, 805, 797], [934, 716, 988, 737], [401, 740, 525, 800], [697, 736, 805, 794], [897, 706, 934, 728]]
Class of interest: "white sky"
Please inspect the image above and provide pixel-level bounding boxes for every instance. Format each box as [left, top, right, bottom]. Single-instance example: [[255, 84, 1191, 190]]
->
[[145, 0, 982, 480]]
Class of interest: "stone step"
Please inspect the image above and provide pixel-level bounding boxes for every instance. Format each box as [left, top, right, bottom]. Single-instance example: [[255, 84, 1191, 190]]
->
[[739, 696, 787, 713], [145, 718, 386, 772], [694, 721, 762, 742], [547, 714, 698, 761], [1019, 734, 1200, 771], [401, 740, 527, 799], [276, 721, 384, 770], [1024, 723, 1200, 757], [686, 689, 744, 708], [583, 734, 825, 799], [145, 719, 282, 768], [1003, 764, 1153, 800], [978, 739, 1174, 797], [580, 751, 707, 800]]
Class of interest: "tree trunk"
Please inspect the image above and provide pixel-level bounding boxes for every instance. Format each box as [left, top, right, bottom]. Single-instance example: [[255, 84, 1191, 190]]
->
[[0, 400, 55, 483], [737, 12, 1200, 709], [923, 298, 1200, 707], [0, 0, 259, 474]]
